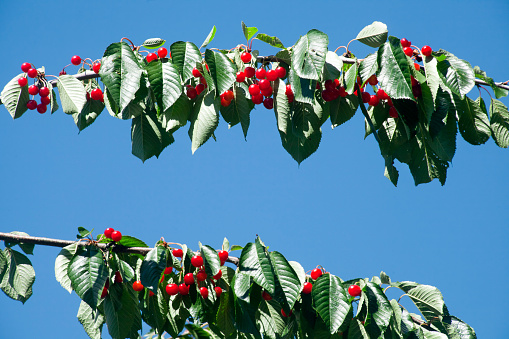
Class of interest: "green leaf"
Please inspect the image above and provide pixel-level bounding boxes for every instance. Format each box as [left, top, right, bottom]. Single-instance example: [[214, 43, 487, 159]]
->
[[378, 117, 410, 160], [141, 285, 167, 336], [220, 85, 253, 139], [99, 41, 143, 113], [131, 107, 174, 162], [54, 243, 78, 293], [291, 100, 322, 140], [442, 315, 477, 339], [269, 251, 300, 312], [170, 41, 202, 83], [241, 21, 258, 41], [377, 37, 414, 100], [140, 246, 167, 292], [436, 50, 475, 98], [490, 98, 509, 148], [200, 244, 221, 278], [216, 288, 236, 336], [474, 66, 508, 99], [0, 73, 29, 119], [455, 95, 491, 145], [104, 283, 142, 339], [288, 69, 315, 104], [355, 21, 388, 48], [73, 85, 103, 132], [364, 282, 392, 337], [348, 318, 370, 339], [312, 273, 351, 334], [405, 284, 445, 321], [0, 250, 7, 283], [160, 93, 191, 133], [256, 299, 286, 338], [323, 51, 343, 81], [68, 246, 108, 310], [230, 245, 244, 252], [239, 238, 275, 294], [200, 25, 216, 50], [117, 235, 148, 248], [426, 104, 457, 162], [380, 272, 391, 285], [143, 38, 166, 49], [77, 300, 104, 339], [146, 58, 182, 111], [222, 238, 230, 252], [384, 157, 399, 187], [364, 102, 388, 137], [0, 248, 35, 304], [49, 85, 59, 114], [292, 29, 329, 80], [205, 49, 236, 95], [330, 93, 359, 129], [7, 231, 35, 255], [344, 62, 358, 94], [422, 328, 448, 339], [409, 132, 449, 186], [256, 33, 285, 49], [57, 75, 87, 114], [423, 55, 440, 102], [359, 53, 378, 83], [188, 91, 220, 154]]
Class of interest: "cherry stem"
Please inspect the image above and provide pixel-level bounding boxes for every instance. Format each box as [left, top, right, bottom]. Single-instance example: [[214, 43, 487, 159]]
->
[[334, 46, 347, 53], [345, 39, 356, 54], [120, 37, 135, 48]]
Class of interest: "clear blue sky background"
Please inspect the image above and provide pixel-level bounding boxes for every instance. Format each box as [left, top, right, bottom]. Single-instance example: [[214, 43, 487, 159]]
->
[[1, 0, 508, 338]]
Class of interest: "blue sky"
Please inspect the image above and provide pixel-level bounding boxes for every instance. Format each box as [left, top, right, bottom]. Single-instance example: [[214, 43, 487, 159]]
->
[[1, 0, 508, 338]]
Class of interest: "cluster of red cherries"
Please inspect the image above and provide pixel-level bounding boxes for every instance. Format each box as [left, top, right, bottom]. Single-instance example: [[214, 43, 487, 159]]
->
[[18, 63, 52, 114], [67, 55, 105, 103]]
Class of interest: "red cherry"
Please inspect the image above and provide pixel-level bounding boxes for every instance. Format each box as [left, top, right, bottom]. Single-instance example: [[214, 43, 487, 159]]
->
[[104, 228, 114, 238], [368, 95, 380, 107], [196, 83, 205, 95], [338, 87, 347, 97], [377, 89, 388, 100], [255, 68, 266, 80], [248, 84, 260, 96], [411, 76, 418, 87], [191, 255, 203, 267], [114, 271, 123, 284], [71, 55, 81, 66], [310, 268, 323, 280], [287, 93, 294, 103], [146, 53, 157, 63], [214, 286, 222, 297], [421, 45, 432, 57], [261, 87, 273, 97], [224, 90, 234, 101], [18, 77, 28, 87], [400, 38, 411, 48], [412, 84, 422, 98], [179, 283, 189, 295], [389, 106, 398, 118], [91, 88, 103, 101], [218, 250, 229, 265], [200, 76, 207, 86], [244, 66, 255, 78], [93, 62, 101, 74], [361, 91, 371, 103], [40, 96, 51, 106], [266, 69, 278, 82], [172, 248, 183, 258], [220, 97, 231, 107], [262, 291, 272, 300], [240, 52, 252, 63], [157, 47, 168, 58], [205, 64, 209, 72], [213, 270, 222, 280], [27, 68, 38, 78], [149, 291, 155, 297], [275, 66, 286, 79], [324, 80, 335, 91], [192, 67, 202, 78], [36, 104, 47, 114], [251, 93, 263, 105], [414, 63, 421, 71], [302, 282, 313, 294], [387, 97, 394, 106], [334, 79, 341, 88], [281, 309, 293, 317], [28, 85, 39, 95], [187, 87, 198, 99], [236, 71, 246, 83], [263, 97, 274, 109], [348, 284, 362, 297], [111, 230, 122, 242], [21, 62, 31, 73], [367, 75, 378, 86], [331, 88, 340, 100], [196, 270, 207, 282], [39, 87, 50, 97], [166, 283, 179, 295], [285, 85, 293, 96], [101, 280, 109, 298], [59, 70, 67, 76], [26, 100, 37, 110], [322, 89, 335, 102], [184, 273, 195, 285], [403, 47, 413, 57], [258, 79, 271, 90], [164, 267, 172, 275], [200, 287, 209, 299]]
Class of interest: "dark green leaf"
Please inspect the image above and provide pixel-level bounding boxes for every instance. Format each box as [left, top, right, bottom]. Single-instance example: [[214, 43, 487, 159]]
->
[[436, 50, 475, 97], [216, 288, 236, 337], [77, 300, 104, 339], [256, 299, 286, 338], [117, 235, 148, 248], [344, 62, 358, 94], [7, 231, 34, 255], [0, 248, 35, 304], [377, 37, 414, 100], [348, 318, 370, 339], [140, 246, 167, 292], [364, 102, 388, 137], [269, 251, 300, 311], [292, 29, 329, 80], [291, 100, 322, 140], [378, 118, 410, 159], [143, 38, 166, 49], [77, 226, 91, 239], [104, 283, 142, 339], [364, 282, 392, 337], [490, 98, 509, 148], [54, 243, 78, 293], [241, 22, 258, 41], [355, 21, 388, 48], [49, 85, 59, 114], [380, 272, 391, 285], [0, 73, 29, 119], [455, 95, 491, 145], [238, 239, 275, 294], [256, 33, 285, 49], [384, 156, 399, 187], [289, 69, 315, 104], [188, 91, 220, 154], [312, 273, 351, 334], [131, 107, 174, 162], [405, 284, 445, 321], [426, 104, 457, 162], [200, 25, 216, 50], [146, 58, 182, 111], [170, 41, 202, 83], [442, 315, 477, 339], [409, 132, 449, 186], [160, 93, 191, 133], [359, 53, 378, 83], [205, 49, 236, 95], [474, 66, 508, 99], [200, 244, 221, 278], [423, 56, 440, 102], [57, 75, 87, 114], [220, 85, 253, 139], [73, 84, 103, 132], [323, 51, 343, 80]]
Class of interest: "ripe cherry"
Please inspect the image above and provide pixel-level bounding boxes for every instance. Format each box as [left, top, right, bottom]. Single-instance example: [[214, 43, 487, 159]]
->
[[263, 97, 274, 109], [400, 38, 411, 48], [324, 80, 335, 91], [149, 291, 155, 297], [302, 282, 313, 294], [218, 250, 229, 265], [223, 90, 234, 101], [172, 248, 183, 258], [248, 84, 260, 96], [236, 71, 246, 83], [403, 47, 413, 57], [338, 87, 347, 97], [258, 79, 271, 90], [91, 88, 103, 101], [411, 76, 418, 87], [414, 63, 421, 71], [240, 52, 252, 63], [40, 96, 51, 106], [421, 45, 432, 57], [266, 69, 278, 82], [101, 280, 109, 298], [220, 97, 231, 107], [200, 287, 209, 299], [285, 85, 293, 96], [21, 62, 31, 73], [377, 88, 388, 100], [93, 62, 101, 74], [192, 67, 202, 78], [213, 270, 222, 280], [251, 93, 263, 105], [27, 100, 37, 110], [166, 283, 179, 295], [196, 83, 205, 95], [281, 309, 293, 317], [114, 271, 123, 284], [39, 87, 50, 97], [146, 53, 158, 63], [196, 270, 207, 282], [214, 286, 222, 297], [59, 70, 67, 76], [164, 267, 172, 275], [191, 255, 203, 267], [368, 95, 380, 107], [18, 77, 28, 87], [310, 268, 323, 280], [200, 76, 207, 86], [157, 47, 168, 58], [348, 284, 361, 297], [412, 84, 422, 98], [179, 283, 189, 295], [104, 228, 114, 238], [287, 94, 294, 103], [187, 87, 198, 99], [71, 55, 81, 66], [184, 273, 195, 285], [361, 91, 371, 104], [322, 90, 335, 102], [111, 230, 122, 242], [37, 104, 47, 114], [27, 68, 38, 78], [244, 66, 255, 78], [367, 74, 378, 86], [262, 291, 272, 300], [275, 66, 286, 79], [28, 85, 39, 95], [389, 106, 398, 118], [260, 87, 273, 97], [255, 68, 266, 80]]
